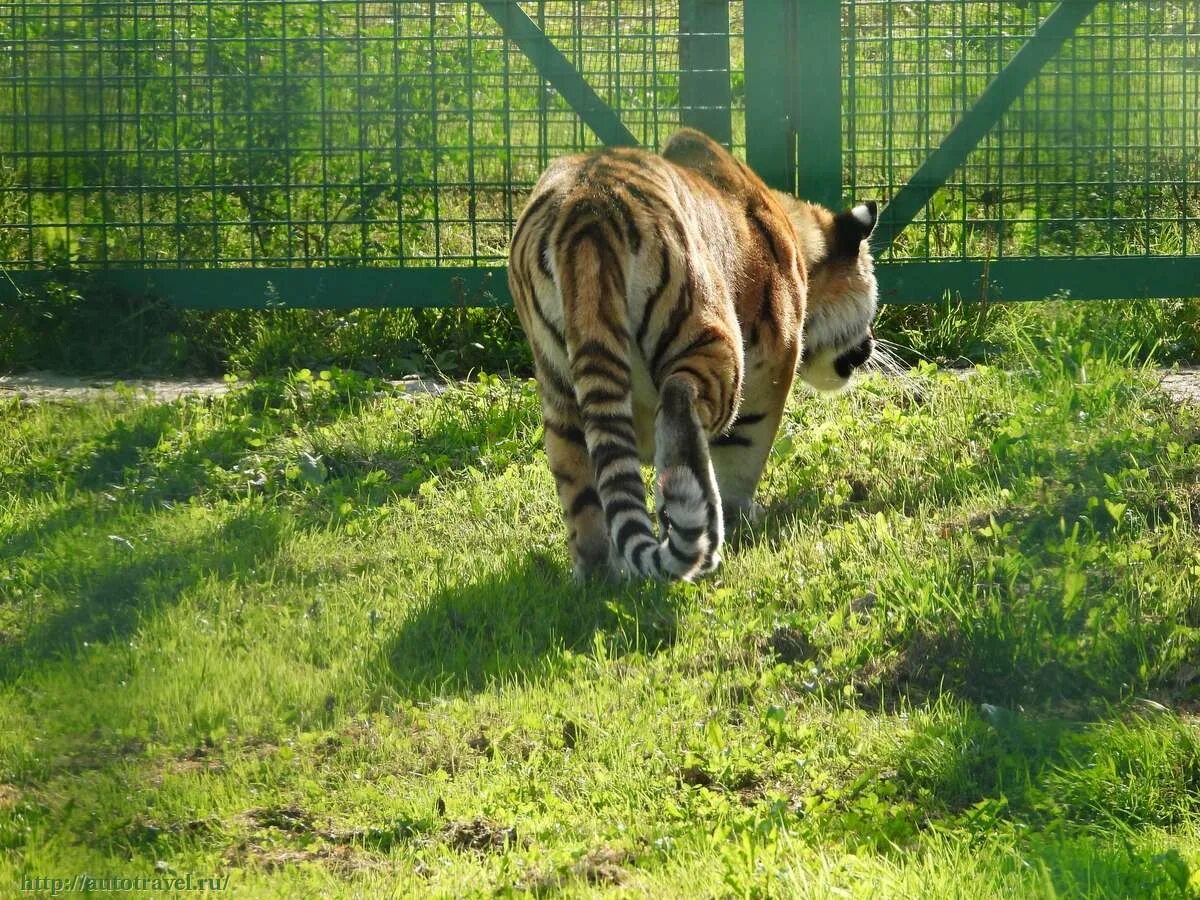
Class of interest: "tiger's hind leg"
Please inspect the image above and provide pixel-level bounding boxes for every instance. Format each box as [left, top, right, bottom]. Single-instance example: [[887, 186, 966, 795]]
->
[[534, 355, 613, 580], [709, 404, 784, 527], [710, 322, 801, 529]]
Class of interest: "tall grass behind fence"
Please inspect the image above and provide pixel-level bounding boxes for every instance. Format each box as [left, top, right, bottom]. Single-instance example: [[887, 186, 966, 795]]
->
[[1, 1, 744, 271], [1, 1, 1197, 284], [847, 0, 1200, 261]]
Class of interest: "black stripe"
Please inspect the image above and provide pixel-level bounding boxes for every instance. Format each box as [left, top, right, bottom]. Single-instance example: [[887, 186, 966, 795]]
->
[[574, 362, 631, 390], [669, 522, 706, 543], [649, 297, 693, 378], [615, 517, 651, 552], [545, 419, 586, 446], [595, 251, 630, 342], [599, 471, 645, 497], [636, 238, 673, 350], [606, 186, 642, 253], [558, 200, 611, 248], [562, 219, 613, 258], [583, 412, 638, 442], [758, 279, 779, 336], [579, 387, 625, 408], [590, 439, 637, 475], [572, 340, 631, 373], [661, 488, 694, 506], [530, 295, 567, 352], [647, 223, 695, 371], [748, 206, 782, 265], [550, 467, 574, 487], [537, 228, 553, 278], [604, 497, 646, 523], [669, 364, 718, 412], [574, 152, 604, 185], [512, 190, 555, 249], [633, 540, 656, 572], [658, 329, 725, 380], [666, 535, 698, 564], [570, 488, 602, 516], [512, 191, 557, 274], [596, 285, 630, 345], [535, 354, 576, 405], [711, 433, 753, 448], [561, 224, 630, 345]]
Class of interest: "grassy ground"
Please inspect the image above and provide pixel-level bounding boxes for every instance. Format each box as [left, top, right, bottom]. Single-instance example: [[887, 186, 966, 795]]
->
[[2, 315, 1199, 897]]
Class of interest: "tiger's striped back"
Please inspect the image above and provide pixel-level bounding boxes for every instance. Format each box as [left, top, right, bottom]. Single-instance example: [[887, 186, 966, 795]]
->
[[510, 129, 878, 580]]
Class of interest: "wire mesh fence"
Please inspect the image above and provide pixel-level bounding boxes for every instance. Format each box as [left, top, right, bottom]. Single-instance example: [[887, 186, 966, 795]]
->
[[0, 1, 1196, 305], [0, 1, 742, 271], [846, 0, 1200, 262]]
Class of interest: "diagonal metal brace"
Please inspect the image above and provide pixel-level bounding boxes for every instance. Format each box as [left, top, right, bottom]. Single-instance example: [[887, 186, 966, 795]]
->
[[477, 1, 639, 147], [871, 0, 1102, 254]]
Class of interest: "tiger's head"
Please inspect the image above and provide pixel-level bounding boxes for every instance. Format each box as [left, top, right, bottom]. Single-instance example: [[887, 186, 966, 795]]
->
[[776, 196, 880, 394]]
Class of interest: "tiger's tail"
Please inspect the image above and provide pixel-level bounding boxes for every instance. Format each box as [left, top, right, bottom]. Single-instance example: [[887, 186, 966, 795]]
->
[[555, 201, 717, 580]]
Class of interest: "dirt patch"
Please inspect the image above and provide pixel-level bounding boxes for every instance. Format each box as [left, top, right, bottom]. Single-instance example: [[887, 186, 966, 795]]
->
[[466, 732, 494, 758], [442, 817, 519, 854], [560, 719, 583, 750], [519, 847, 633, 892], [856, 625, 966, 708], [569, 847, 632, 887], [763, 626, 817, 664], [165, 757, 227, 777], [151, 741, 228, 782], [234, 736, 280, 759], [126, 816, 216, 845], [239, 804, 424, 852], [245, 805, 316, 834], [52, 737, 147, 775], [0, 372, 233, 403], [0, 784, 21, 810], [222, 840, 385, 875]]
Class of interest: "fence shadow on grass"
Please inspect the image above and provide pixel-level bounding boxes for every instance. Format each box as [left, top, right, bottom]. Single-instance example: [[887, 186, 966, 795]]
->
[[0, 503, 287, 683], [376, 553, 679, 698], [877, 704, 1200, 895]]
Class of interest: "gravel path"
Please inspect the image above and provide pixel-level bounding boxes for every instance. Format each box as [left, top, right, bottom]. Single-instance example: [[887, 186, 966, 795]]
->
[[0, 372, 445, 402], [1158, 367, 1200, 405], [2, 368, 1198, 404]]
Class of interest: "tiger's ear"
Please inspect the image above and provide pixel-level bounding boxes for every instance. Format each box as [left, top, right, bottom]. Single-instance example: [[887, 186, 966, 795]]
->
[[832, 201, 878, 256]]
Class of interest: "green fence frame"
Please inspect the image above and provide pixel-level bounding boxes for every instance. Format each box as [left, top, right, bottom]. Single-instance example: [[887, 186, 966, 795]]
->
[[3, 1, 1198, 309]]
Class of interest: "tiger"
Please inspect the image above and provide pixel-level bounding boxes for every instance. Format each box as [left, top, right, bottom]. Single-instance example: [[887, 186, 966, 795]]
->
[[508, 127, 879, 581]]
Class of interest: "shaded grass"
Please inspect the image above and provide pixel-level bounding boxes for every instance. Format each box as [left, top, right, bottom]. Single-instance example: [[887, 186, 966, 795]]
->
[[3, 280, 1199, 379], [1, 319, 1200, 896]]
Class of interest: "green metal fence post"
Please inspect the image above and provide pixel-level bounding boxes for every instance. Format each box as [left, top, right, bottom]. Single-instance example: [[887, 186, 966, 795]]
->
[[794, 2, 843, 208], [744, 2, 794, 191], [678, 0, 733, 146]]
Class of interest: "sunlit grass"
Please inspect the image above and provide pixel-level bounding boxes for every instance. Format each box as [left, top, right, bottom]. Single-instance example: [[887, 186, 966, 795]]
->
[[1, 318, 1198, 896]]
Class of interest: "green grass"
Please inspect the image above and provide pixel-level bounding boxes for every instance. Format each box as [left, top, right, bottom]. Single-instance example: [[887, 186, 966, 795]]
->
[[2, 318, 1199, 896]]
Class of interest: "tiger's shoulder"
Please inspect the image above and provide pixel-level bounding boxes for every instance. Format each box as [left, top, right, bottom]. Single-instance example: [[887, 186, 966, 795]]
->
[[662, 129, 794, 219]]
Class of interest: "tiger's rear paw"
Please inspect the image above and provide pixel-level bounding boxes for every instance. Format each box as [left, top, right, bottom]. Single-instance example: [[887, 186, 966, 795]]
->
[[697, 549, 722, 576], [572, 539, 616, 583], [723, 498, 763, 529]]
